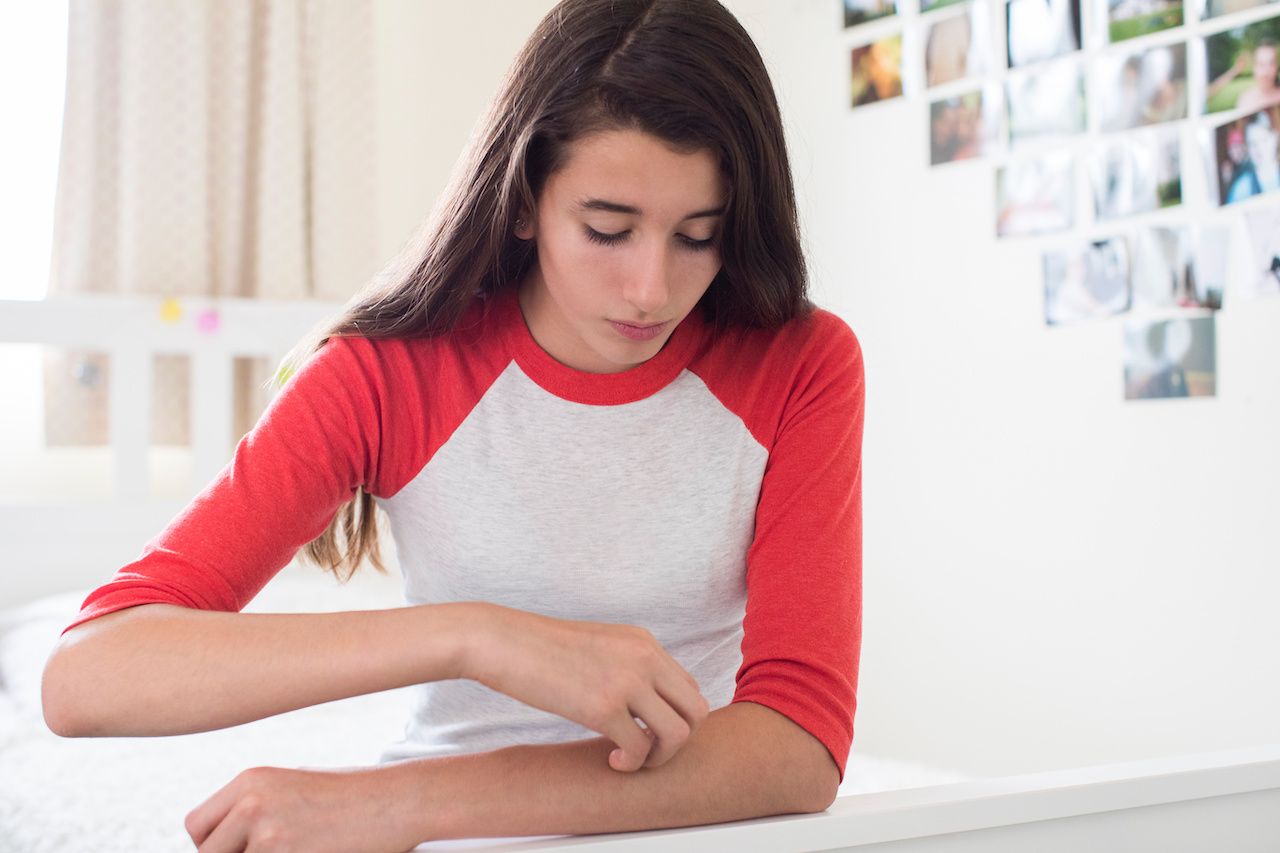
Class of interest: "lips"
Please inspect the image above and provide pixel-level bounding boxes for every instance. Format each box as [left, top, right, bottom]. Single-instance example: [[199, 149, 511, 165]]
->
[[612, 320, 666, 329], [609, 319, 668, 341]]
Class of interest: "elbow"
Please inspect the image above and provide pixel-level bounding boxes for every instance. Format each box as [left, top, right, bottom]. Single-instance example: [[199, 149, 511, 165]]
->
[[797, 761, 840, 813], [40, 618, 126, 738], [791, 741, 841, 813], [809, 773, 840, 813], [39, 604, 172, 737], [770, 740, 841, 814], [41, 644, 89, 737]]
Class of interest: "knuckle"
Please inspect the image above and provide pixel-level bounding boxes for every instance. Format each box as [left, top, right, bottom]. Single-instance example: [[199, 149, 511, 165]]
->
[[629, 644, 661, 674], [254, 823, 288, 847], [256, 824, 279, 842], [662, 720, 691, 749], [586, 696, 617, 726], [609, 673, 644, 702], [238, 765, 271, 786], [626, 625, 656, 646], [236, 793, 266, 820], [675, 717, 692, 740], [651, 738, 677, 765]]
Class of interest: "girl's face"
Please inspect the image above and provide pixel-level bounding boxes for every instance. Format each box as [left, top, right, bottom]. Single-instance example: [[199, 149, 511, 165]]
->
[[515, 128, 727, 374], [1246, 119, 1277, 167]]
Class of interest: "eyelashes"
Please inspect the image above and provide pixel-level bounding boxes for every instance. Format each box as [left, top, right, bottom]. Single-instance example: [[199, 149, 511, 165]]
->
[[583, 227, 716, 252]]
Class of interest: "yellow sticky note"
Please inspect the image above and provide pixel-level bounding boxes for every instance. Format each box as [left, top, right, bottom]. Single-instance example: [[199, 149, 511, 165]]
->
[[159, 297, 183, 324]]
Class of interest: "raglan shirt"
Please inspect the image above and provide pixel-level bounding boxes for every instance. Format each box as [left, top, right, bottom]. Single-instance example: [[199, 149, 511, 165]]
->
[[60, 284, 865, 782]]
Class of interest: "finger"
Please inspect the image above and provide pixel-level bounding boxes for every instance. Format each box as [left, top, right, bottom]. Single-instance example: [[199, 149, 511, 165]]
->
[[627, 691, 693, 768], [185, 779, 247, 848], [655, 642, 704, 696], [194, 804, 251, 853], [602, 712, 654, 773], [656, 667, 712, 733]]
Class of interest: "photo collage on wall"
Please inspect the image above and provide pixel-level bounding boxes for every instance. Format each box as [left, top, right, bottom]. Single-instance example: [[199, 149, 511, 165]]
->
[[842, 0, 1280, 401]]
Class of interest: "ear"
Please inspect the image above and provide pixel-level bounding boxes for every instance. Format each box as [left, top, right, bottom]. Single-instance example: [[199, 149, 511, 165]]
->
[[514, 211, 535, 240]]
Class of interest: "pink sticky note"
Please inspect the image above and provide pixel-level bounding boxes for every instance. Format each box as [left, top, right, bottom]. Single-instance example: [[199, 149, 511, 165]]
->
[[196, 309, 221, 334]]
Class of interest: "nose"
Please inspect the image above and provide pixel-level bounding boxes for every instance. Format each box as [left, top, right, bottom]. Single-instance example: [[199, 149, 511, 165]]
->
[[622, 242, 672, 317]]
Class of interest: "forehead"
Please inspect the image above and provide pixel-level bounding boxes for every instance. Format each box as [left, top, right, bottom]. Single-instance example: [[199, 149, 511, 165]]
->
[[546, 129, 725, 214]]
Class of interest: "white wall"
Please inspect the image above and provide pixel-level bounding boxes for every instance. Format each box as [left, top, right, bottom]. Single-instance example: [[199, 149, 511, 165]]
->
[[372, 0, 1280, 777], [724, 0, 1280, 776], [371, 2, 558, 265]]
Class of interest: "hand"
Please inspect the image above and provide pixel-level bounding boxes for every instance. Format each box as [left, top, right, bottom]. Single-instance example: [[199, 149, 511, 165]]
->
[[184, 765, 423, 852], [462, 604, 711, 773]]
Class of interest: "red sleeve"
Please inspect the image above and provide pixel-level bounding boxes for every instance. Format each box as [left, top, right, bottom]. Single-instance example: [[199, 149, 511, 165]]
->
[[729, 314, 864, 784], [60, 335, 385, 636]]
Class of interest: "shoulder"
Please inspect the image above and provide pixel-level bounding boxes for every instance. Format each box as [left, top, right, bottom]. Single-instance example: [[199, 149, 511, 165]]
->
[[770, 307, 864, 410], [788, 306, 863, 369], [304, 296, 495, 389], [709, 304, 863, 383], [690, 304, 863, 448], [286, 334, 406, 408]]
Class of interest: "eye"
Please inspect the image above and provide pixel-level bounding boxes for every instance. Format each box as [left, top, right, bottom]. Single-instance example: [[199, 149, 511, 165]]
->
[[583, 227, 627, 247], [583, 227, 716, 252]]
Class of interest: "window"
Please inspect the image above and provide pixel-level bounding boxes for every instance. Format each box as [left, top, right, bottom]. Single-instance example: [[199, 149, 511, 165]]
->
[[0, 3, 68, 301]]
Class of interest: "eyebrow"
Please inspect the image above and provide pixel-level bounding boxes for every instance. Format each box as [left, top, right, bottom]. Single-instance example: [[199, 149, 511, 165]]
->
[[574, 198, 726, 221]]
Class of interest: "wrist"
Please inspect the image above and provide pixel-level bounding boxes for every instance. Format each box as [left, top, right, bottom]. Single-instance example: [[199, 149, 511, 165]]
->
[[365, 758, 449, 847]]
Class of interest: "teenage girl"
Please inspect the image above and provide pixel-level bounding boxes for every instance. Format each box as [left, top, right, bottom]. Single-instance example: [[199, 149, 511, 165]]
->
[[42, 1, 865, 849]]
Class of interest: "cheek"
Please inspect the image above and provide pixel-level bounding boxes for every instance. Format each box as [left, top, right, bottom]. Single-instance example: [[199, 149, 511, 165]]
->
[[544, 243, 627, 310], [541, 228, 599, 284], [693, 252, 722, 283]]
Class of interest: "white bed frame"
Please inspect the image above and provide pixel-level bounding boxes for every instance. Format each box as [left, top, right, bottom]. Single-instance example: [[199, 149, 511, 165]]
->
[[2, 295, 1277, 851], [0, 293, 342, 608]]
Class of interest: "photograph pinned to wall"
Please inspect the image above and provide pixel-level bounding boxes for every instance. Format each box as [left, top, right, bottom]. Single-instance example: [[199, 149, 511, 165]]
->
[[1131, 226, 1226, 309], [1007, 0, 1082, 68], [1206, 107, 1280, 204], [1203, 0, 1275, 20], [851, 34, 904, 107], [844, 0, 898, 28], [996, 150, 1075, 236], [1241, 204, 1280, 298], [1102, 0, 1183, 44], [1088, 128, 1181, 219], [1190, 226, 1230, 307], [1132, 227, 1190, 307], [1203, 16, 1280, 115], [1096, 42, 1188, 131], [1006, 59, 1086, 144], [925, 2, 990, 87], [1123, 316, 1216, 399], [1043, 237, 1132, 325], [930, 84, 1001, 164]]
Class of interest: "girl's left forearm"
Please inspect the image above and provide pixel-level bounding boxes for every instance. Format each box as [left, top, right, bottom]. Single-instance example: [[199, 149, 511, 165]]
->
[[385, 701, 839, 843]]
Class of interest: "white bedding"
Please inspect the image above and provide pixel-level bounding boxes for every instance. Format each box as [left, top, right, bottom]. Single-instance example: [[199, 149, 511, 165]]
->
[[0, 569, 969, 852]]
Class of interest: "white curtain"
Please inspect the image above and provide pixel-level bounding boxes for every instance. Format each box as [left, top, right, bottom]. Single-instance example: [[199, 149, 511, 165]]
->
[[44, 0, 377, 448]]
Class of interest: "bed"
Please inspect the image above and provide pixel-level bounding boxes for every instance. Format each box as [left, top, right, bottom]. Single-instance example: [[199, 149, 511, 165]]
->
[[2, 294, 1278, 851]]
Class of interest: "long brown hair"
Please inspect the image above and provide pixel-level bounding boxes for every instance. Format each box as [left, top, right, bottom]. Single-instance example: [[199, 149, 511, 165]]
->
[[276, 0, 814, 582]]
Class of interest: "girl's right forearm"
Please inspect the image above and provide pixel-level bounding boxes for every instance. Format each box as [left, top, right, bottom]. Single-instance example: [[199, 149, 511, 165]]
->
[[42, 600, 489, 738]]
